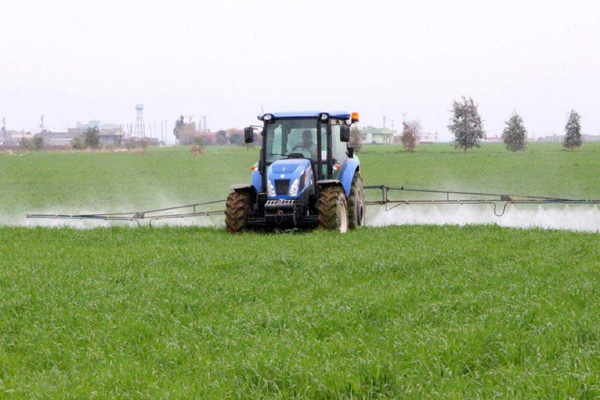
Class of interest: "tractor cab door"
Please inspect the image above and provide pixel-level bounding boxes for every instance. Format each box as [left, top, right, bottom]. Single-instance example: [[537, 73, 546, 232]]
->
[[329, 121, 348, 179]]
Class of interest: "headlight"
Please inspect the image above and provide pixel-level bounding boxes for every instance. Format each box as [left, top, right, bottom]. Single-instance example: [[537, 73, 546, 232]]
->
[[289, 178, 300, 196], [267, 179, 276, 197]]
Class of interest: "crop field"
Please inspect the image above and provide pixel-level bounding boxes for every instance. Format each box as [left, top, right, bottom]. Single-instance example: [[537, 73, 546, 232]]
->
[[1, 143, 600, 397]]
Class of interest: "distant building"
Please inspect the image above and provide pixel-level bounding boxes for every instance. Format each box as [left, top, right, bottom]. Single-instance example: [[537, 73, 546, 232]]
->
[[419, 132, 438, 144], [359, 126, 396, 144], [39, 130, 76, 146], [582, 134, 600, 142], [67, 121, 124, 146], [393, 131, 439, 145], [538, 134, 564, 142], [196, 128, 244, 146], [0, 128, 11, 146], [2, 131, 33, 146], [226, 128, 243, 136], [76, 120, 121, 131]]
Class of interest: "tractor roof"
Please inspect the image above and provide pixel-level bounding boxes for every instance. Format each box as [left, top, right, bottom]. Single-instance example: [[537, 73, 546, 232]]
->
[[258, 111, 352, 120]]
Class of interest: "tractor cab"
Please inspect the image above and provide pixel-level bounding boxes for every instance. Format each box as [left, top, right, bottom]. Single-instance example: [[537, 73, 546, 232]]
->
[[226, 111, 365, 233]]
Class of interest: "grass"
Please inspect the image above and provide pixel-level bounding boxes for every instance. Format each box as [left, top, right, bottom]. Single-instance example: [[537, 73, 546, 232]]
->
[[1, 226, 600, 398], [1, 142, 600, 397], [1, 142, 599, 219]]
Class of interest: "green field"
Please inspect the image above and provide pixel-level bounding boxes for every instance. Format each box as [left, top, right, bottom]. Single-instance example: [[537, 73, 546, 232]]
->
[[1, 143, 600, 397], [2, 143, 600, 220]]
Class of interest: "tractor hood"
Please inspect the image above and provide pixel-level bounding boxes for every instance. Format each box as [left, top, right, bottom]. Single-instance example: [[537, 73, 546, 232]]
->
[[267, 159, 313, 199]]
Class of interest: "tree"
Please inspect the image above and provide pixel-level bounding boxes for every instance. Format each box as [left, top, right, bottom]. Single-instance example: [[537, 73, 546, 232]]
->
[[173, 117, 197, 145], [229, 132, 243, 146], [173, 116, 185, 140], [448, 96, 485, 152], [138, 138, 150, 150], [19, 137, 30, 150], [29, 134, 44, 151], [349, 126, 362, 152], [84, 127, 100, 149], [400, 120, 421, 152], [71, 135, 86, 150], [216, 130, 228, 146], [563, 110, 582, 150], [502, 112, 527, 152]]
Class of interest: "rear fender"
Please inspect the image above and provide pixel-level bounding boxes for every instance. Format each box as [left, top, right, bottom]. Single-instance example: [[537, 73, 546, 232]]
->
[[338, 158, 360, 196]]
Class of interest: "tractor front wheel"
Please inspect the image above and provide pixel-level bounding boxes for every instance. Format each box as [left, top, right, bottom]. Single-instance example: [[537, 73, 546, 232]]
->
[[317, 186, 348, 233], [225, 191, 251, 234]]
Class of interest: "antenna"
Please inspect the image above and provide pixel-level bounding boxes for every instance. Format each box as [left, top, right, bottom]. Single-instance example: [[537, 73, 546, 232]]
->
[[134, 104, 145, 137]]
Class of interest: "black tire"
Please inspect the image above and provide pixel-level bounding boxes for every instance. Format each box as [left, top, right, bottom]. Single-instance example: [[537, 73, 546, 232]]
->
[[225, 191, 251, 234], [347, 173, 365, 229], [317, 186, 348, 233]]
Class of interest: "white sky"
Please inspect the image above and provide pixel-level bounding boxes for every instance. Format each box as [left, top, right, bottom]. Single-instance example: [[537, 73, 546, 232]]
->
[[1, 0, 599, 140]]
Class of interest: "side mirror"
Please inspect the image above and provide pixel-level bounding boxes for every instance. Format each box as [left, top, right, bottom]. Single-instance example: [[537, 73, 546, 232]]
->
[[244, 127, 254, 144], [340, 125, 350, 142], [347, 147, 354, 158]]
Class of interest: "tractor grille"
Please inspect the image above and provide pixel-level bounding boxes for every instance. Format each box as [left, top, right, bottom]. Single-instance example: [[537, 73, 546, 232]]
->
[[275, 179, 290, 195]]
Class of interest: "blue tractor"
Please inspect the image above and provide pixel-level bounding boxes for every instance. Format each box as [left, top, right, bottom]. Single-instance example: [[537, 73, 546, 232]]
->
[[225, 111, 365, 233]]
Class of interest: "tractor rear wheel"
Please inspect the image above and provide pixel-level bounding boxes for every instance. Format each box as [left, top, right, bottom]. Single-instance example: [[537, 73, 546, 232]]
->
[[225, 191, 251, 234], [317, 186, 348, 233], [347, 173, 365, 229]]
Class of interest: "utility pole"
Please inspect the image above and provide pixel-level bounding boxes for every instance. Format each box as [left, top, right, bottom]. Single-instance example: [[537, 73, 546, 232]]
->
[[163, 120, 169, 143], [401, 112, 408, 124], [40, 115, 45, 132], [382, 116, 386, 129], [201, 115, 208, 133]]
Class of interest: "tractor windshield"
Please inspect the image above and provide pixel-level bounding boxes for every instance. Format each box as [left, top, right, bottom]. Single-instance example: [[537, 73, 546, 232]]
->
[[265, 119, 327, 164]]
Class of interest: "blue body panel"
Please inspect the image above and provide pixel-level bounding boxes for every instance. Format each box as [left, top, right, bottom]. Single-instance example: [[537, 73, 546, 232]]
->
[[251, 167, 262, 192], [338, 157, 360, 196], [267, 159, 312, 200], [258, 111, 352, 120]]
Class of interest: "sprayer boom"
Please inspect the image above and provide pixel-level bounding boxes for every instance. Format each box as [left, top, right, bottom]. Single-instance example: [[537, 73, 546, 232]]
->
[[364, 186, 600, 217], [26, 200, 225, 225]]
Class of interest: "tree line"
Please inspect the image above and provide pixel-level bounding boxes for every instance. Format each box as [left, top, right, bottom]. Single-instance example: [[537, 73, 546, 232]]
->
[[19, 127, 150, 152], [398, 96, 584, 152]]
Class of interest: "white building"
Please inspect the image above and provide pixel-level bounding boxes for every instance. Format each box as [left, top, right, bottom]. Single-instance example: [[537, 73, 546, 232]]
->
[[418, 132, 438, 144], [359, 127, 396, 144]]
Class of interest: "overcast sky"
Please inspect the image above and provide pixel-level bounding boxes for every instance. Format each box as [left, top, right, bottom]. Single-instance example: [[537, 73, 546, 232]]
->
[[1, 0, 599, 141]]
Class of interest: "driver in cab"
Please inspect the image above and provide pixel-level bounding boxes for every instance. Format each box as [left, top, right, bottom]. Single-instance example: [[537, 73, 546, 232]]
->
[[292, 129, 316, 159]]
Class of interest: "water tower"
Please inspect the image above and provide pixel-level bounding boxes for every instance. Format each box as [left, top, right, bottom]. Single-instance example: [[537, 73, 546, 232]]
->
[[134, 104, 145, 138]]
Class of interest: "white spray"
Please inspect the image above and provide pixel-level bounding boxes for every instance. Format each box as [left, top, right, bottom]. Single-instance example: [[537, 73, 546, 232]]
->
[[369, 203, 600, 233]]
